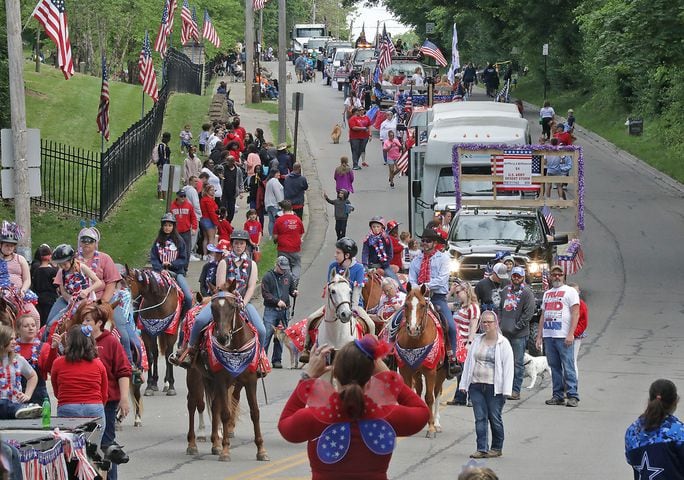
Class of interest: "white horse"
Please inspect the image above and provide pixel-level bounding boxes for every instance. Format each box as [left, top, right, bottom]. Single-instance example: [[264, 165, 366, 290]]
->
[[316, 271, 370, 352]]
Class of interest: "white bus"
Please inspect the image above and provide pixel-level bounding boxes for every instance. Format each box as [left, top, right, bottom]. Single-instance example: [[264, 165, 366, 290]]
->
[[291, 24, 328, 55]]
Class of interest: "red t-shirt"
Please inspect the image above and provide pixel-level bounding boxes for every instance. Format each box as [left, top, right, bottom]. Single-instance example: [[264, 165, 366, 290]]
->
[[217, 218, 234, 242], [17, 341, 56, 380], [389, 235, 403, 270], [273, 213, 305, 253], [574, 299, 588, 337], [244, 219, 263, 245], [348, 115, 371, 140], [95, 330, 132, 402], [51, 357, 108, 407], [200, 195, 220, 226], [554, 131, 573, 145]]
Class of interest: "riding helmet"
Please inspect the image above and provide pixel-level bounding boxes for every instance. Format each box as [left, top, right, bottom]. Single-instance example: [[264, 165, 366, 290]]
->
[[230, 230, 251, 242], [160, 212, 176, 224], [336, 237, 358, 258], [0, 234, 18, 245], [368, 216, 386, 229], [51, 244, 75, 264]]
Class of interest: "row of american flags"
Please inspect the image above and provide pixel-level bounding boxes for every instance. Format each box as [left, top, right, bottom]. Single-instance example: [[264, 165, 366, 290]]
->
[[30, 0, 224, 142]]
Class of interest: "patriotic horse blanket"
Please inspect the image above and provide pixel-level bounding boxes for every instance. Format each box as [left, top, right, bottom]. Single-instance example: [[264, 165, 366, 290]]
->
[[136, 270, 183, 337], [389, 309, 445, 371]]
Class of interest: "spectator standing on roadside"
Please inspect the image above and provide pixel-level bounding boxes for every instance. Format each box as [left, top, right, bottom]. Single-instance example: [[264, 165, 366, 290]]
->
[[183, 177, 202, 261], [447, 281, 481, 406], [539, 101, 555, 141], [498, 266, 535, 400], [553, 123, 575, 145], [476, 263, 510, 313], [568, 282, 588, 379], [565, 109, 576, 132], [261, 256, 298, 369], [348, 107, 371, 170], [379, 113, 397, 165], [154, 132, 171, 200], [535, 264, 580, 407], [334, 157, 355, 194], [284, 163, 308, 219], [264, 168, 284, 238], [170, 189, 198, 270], [198, 123, 211, 154], [273, 200, 305, 285], [294, 53, 308, 83], [276, 144, 295, 179], [382, 130, 402, 189], [182, 146, 202, 185], [179, 124, 193, 154], [220, 157, 243, 222], [386, 220, 403, 274], [324, 189, 354, 240]]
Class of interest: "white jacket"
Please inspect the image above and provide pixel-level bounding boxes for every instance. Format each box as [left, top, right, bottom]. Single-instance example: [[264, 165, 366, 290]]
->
[[459, 333, 514, 396]]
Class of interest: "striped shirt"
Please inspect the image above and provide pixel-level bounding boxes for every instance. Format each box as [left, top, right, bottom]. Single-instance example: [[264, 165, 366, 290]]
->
[[454, 303, 481, 342], [471, 342, 496, 385]]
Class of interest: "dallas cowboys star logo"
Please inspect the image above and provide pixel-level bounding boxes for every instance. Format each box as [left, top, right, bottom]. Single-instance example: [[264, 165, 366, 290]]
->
[[634, 452, 664, 480]]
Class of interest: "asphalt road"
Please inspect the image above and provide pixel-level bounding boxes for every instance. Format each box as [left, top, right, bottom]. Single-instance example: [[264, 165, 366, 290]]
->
[[116, 69, 684, 480]]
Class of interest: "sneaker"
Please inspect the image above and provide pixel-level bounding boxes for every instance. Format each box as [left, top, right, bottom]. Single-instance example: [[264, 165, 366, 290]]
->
[[352, 166, 361, 170], [190, 254, 202, 262], [566, 397, 579, 407], [272, 362, 282, 369], [361, 162, 369, 167], [15, 404, 42, 419], [508, 392, 520, 400], [545, 397, 566, 406], [469, 451, 488, 459], [486, 449, 502, 458], [390, 182, 395, 188], [202, 255, 211, 261], [446, 400, 466, 406]]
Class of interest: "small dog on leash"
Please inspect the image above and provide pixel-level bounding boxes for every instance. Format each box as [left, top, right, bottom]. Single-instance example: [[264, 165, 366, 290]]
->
[[286, 72, 293, 83], [273, 325, 301, 369], [331, 124, 342, 144], [524, 352, 551, 388]]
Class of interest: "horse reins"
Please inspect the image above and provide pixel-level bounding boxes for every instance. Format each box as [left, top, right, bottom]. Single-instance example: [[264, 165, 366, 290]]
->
[[324, 277, 352, 322]]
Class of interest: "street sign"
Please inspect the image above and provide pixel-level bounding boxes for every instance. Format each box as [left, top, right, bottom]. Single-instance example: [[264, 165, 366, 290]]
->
[[160, 164, 181, 192], [1, 168, 42, 198], [542, 44, 549, 56], [1, 128, 41, 167], [426, 23, 435, 34], [291, 92, 304, 110]]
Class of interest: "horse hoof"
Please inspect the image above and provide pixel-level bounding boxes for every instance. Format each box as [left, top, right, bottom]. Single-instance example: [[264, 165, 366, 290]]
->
[[166, 388, 177, 396], [436, 426, 442, 433], [196, 436, 206, 443], [134, 420, 142, 427], [186, 447, 198, 456], [425, 430, 437, 439], [256, 453, 270, 461], [162, 386, 169, 393], [218, 454, 231, 462], [144, 389, 155, 397], [149, 384, 159, 391], [211, 447, 221, 455]]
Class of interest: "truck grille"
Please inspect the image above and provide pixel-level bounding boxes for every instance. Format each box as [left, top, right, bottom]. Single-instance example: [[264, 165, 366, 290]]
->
[[457, 256, 491, 282]]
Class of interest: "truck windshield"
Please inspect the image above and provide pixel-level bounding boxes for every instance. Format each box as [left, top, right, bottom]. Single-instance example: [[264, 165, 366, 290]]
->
[[436, 167, 493, 197], [354, 49, 375, 63], [296, 28, 326, 37], [451, 215, 542, 244]]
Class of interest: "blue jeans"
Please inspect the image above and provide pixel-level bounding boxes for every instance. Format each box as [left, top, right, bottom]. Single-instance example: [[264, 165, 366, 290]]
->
[[174, 273, 194, 314], [266, 205, 279, 237], [262, 307, 288, 363], [507, 336, 528, 394], [44, 297, 69, 338], [57, 403, 105, 418], [469, 383, 505, 452], [430, 293, 457, 354], [189, 294, 265, 346], [2, 442, 21, 480], [103, 400, 119, 480], [0, 399, 22, 419], [544, 337, 578, 400]]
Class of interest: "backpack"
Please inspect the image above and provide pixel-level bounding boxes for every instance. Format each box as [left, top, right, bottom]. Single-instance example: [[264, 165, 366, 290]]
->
[[151, 143, 161, 164]]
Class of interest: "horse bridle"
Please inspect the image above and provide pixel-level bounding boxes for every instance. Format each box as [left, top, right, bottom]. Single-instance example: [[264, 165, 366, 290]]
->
[[213, 290, 244, 346], [324, 276, 352, 322], [405, 296, 430, 338], [128, 270, 174, 314]]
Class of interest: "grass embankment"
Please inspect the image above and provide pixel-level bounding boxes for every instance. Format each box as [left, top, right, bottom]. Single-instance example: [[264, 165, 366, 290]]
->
[[514, 76, 682, 183]]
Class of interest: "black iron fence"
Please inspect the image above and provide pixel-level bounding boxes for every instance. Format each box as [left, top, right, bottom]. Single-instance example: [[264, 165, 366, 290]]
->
[[33, 48, 202, 219]]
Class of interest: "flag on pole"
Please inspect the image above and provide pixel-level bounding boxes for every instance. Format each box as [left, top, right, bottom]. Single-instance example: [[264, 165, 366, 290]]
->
[[419, 39, 448, 67], [96, 58, 110, 141], [253, 0, 267, 10], [167, 0, 178, 35], [446, 23, 461, 84], [181, 0, 199, 45], [139, 31, 159, 103], [376, 24, 395, 74], [203, 9, 221, 48], [191, 6, 200, 41], [153, 0, 169, 57], [31, 0, 75, 79]]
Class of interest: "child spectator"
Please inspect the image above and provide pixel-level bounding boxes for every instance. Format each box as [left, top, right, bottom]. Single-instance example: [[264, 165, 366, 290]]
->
[[179, 124, 193, 154], [198, 123, 211, 154], [407, 238, 421, 263], [399, 231, 411, 272], [244, 209, 263, 248], [30, 244, 58, 326], [216, 207, 234, 243], [199, 242, 226, 297], [0, 324, 42, 419], [566, 109, 575, 132], [334, 156, 354, 194], [324, 189, 354, 240], [15, 314, 56, 404]]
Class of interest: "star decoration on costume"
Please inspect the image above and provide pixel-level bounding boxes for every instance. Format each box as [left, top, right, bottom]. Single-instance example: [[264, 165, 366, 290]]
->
[[634, 452, 664, 480]]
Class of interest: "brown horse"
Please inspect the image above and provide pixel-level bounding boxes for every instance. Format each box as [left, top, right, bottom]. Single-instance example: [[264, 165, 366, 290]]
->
[[125, 267, 179, 397], [395, 284, 447, 437], [0, 290, 21, 329], [362, 270, 383, 314], [186, 281, 268, 462]]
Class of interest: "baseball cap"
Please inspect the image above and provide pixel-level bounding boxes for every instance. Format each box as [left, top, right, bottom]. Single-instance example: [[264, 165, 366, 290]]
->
[[216, 239, 232, 252], [207, 243, 222, 253], [550, 264, 564, 274], [511, 266, 526, 277], [176, 189, 186, 197], [276, 256, 290, 270], [492, 263, 509, 280]]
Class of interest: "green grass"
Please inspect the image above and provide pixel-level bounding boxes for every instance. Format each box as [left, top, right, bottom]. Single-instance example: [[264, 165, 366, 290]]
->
[[245, 101, 279, 115], [258, 242, 277, 280], [2, 70, 214, 265], [514, 76, 682, 183], [24, 61, 152, 152], [268, 120, 293, 146]]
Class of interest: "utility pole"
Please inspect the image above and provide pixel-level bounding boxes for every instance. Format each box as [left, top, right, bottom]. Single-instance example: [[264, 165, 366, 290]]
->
[[245, 0, 255, 104], [312, 0, 316, 23], [35, 29, 40, 73], [277, 0, 287, 143], [5, 0, 32, 257]]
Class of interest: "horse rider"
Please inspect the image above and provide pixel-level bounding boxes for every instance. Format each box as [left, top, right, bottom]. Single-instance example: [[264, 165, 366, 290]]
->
[[171, 230, 266, 368], [300, 237, 373, 363], [361, 217, 402, 287], [407, 228, 459, 379], [0, 221, 40, 322]]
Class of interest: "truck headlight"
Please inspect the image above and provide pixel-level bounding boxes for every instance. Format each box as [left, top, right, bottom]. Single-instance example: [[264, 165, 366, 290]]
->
[[450, 257, 461, 274], [528, 262, 548, 275]]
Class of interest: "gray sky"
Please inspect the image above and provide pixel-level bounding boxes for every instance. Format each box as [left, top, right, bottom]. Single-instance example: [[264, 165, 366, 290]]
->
[[347, 2, 411, 40]]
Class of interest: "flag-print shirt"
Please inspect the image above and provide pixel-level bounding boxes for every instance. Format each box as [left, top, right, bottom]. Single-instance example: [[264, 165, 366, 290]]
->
[[541, 285, 579, 338]]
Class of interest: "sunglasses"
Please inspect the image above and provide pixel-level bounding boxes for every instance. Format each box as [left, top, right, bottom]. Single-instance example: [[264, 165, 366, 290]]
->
[[420, 239, 434, 244], [550, 272, 564, 277], [80, 238, 96, 244]]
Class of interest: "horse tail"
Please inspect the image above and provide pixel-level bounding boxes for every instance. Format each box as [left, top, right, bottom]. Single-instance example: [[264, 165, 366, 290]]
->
[[227, 384, 241, 425]]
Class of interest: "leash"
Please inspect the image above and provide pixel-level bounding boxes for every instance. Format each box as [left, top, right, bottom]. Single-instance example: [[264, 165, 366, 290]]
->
[[258, 355, 268, 404], [290, 294, 297, 318]]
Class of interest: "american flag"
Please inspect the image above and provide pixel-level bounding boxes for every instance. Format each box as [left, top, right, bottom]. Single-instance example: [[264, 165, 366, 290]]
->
[[541, 205, 555, 229], [167, 0, 178, 35], [154, 0, 170, 57], [138, 31, 159, 103], [191, 6, 200, 41], [253, 0, 267, 10], [203, 9, 221, 48], [419, 39, 448, 67], [556, 239, 584, 276], [180, 0, 199, 45], [541, 266, 549, 291], [96, 58, 110, 141], [491, 150, 542, 192], [377, 24, 395, 73], [31, 0, 75, 79]]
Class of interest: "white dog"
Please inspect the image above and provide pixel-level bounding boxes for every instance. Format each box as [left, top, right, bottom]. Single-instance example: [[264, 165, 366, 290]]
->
[[524, 353, 551, 388], [273, 325, 301, 369]]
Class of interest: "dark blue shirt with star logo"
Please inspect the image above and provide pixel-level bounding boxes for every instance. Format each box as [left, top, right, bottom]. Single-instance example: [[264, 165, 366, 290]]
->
[[625, 415, 684, 479]]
